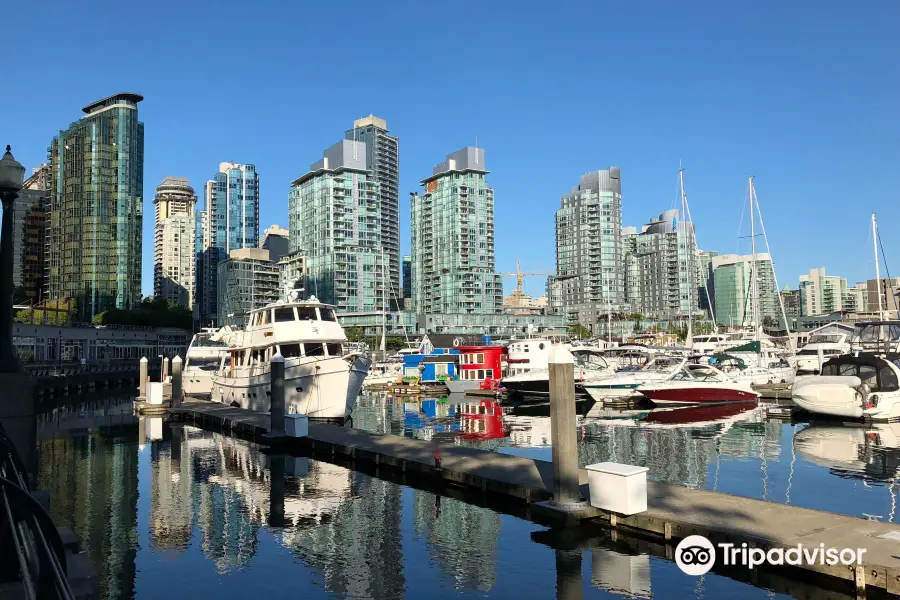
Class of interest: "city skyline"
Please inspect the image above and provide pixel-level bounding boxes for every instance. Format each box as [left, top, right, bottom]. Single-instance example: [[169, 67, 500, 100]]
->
[[3, 1, 897, 302]]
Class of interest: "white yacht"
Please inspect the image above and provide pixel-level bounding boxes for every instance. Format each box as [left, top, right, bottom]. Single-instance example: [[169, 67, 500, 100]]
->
[[792, 331, 851, 375], [503, 347, 612, 397], [600, 344, 655, 371], [791, 322, 900, 420], [210, 296, 371, 420], [691, 334, 729, 355], [183, 330, 230, 397], [504, 335, 570, 377], [580, 356, 685, 401]]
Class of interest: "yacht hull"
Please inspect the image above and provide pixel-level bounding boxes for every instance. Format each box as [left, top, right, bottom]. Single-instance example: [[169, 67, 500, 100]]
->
[[790, 375, 864, 419], [445, 379, 481, 393], [212, 354, 371, 420], [637, 383, 759, 404], [183, 369, 215, 397]]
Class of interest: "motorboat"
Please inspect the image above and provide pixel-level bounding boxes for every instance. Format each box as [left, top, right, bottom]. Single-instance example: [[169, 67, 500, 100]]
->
[[504, 336, 569, 377], [691, 334, 729, 355], [502, 347, 613, 397], [600, 344, 655, 371], [580, 356, 685, 401], [636, 362, 760, 405], [183, 329, 229, 397], [362, 362, 403, 388], [792, 332, 851, 375], [210, 295, 371, 420], [701, 350, 795, 385], [791, 322, 900, 421]]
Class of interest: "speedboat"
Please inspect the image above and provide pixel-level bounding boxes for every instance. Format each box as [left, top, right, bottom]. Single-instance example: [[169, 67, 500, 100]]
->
[[210, 295, 371, 420], [183, 329, 229, 397], [791, 322, 900, 421], [636, 362, 759, 405], [580, 356, 685, 401], [502, 347, 612, 397], [702, 351, 795, 385]]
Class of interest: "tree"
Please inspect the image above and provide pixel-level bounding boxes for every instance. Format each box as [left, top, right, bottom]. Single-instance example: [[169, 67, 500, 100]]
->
[[632, 320, 644, 334], [92, 297, 192, 329], [14, 299, 73, 325], [345, 326, 363, 343], [568, 324, 591, 339]]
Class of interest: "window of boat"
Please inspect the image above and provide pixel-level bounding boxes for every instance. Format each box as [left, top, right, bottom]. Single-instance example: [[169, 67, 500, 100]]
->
[[476, 353, 485, 363], [859, 365, 878, 385], [297, 307, 318, 321], [259, 311, 270, 325], [189, 358, 219, 371], [879, 365, 899, 391], [822, 363, 839, 376], [839, 364, 857, 376], [326, 343, 342, 356], [434, 363, 449, 376], [304, 342, 325, 357], [274, 307, 296, 322], [280, 343, 301, 358], [319, 308, 336, 321]]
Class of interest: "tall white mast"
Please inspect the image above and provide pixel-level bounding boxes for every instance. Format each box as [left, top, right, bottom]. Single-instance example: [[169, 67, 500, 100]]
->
[[679, 167, 693, 347], [873, 213, 884, 320], [749, 177, 760, 341]]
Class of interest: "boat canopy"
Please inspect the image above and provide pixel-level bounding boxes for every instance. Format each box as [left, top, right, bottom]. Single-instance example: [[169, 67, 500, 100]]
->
[[724, 341, 761, 353], [707, 354, 747, 370], [821, 354, 900, 392]]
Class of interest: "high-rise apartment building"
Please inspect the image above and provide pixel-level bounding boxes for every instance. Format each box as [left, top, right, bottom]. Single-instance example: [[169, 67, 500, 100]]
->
[[555, 168, 624, 328], [278, 250, 307, 298], [867, 278, 900, 315], [346, 115, 400, 306], [780, 286, 800, 323], [260, 224, 289, 263], [196, 162, 259, 325], [46, 93, 144, 321], [216, 248, 279, 326], [844, 282, 869, 313], [712, 253, 779, 327], [622, 209, 697, 319], [13, 164, 50, 304], [798, 268, 849, 316], [289, 140, 386, 313], [697, 250, 719, 318], [410, 147, 502, 315], [153, 177, 197, 308], [401, 255, 412, 307]]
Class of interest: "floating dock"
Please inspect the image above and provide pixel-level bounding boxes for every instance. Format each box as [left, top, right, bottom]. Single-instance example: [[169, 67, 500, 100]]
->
[[170, 398, 900, 595]]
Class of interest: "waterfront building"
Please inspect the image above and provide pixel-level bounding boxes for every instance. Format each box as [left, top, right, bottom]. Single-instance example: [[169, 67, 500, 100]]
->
[[46, 92, 144, 321], [337, 310, 565, 338], [779, 286, 800, 325], [410, 147, 502, 315], [13, 164, 50, 304], [260, 224, 289, 263], [346, 115, 400, 308], [13, 322, 188, 362], [555, 168, 624, 330], [697, 250, 718, 318], [843, 282, 869, 313], [153, 177, 197, 308], [278, 250, 307, 297], [621, 209, 697, 320], [545, 276, 564, 316], [402, 255, 412, 309], [867, 278, 900, 314], [216, 248, 279, 326], [196, 162, 260, 326], [712, 253, 779, 327], [289, 140, 386, 313], [502, 293, 548, 316], [799, 268, 849, 316]]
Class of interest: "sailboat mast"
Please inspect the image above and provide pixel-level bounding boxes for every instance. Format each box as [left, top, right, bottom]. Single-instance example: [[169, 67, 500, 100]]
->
[[749, 177, 760, 340], [679, 167, 693, 347], [873, 213, 884, 320]]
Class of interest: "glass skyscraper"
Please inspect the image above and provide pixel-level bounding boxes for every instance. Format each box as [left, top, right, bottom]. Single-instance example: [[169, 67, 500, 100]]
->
[[410, 147, 502, 315], [196, 162, 259, 326], [712, 253, 778, 327], [289, 140, 386, 313], [555, 168, 623, 329], [346, 115, 400, 307], [46, 93, 144, 321]]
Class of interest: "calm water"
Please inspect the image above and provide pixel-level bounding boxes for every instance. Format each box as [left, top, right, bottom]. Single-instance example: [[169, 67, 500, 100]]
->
[[31, 392, 899, 600]]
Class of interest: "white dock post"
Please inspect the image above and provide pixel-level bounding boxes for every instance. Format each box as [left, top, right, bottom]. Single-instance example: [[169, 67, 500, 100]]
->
[[162, 357, 169, 382], [270, 353, 285, 436], [139, 357, 148, 398], [549, 345, 582, 507], [171, 355, 183, 407]]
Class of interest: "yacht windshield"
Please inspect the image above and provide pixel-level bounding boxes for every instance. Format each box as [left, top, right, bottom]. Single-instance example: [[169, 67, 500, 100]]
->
[[808, 334, 844, 344], [194, 335, 227, 348], [573, 352, 608, 370]]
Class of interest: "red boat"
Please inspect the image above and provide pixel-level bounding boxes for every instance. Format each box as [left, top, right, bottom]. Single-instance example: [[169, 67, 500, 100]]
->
[[636, 363, 760, 405]]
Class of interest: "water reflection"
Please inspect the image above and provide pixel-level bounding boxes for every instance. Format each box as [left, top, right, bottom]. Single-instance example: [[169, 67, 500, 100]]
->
[[31, 393, 872, 599]]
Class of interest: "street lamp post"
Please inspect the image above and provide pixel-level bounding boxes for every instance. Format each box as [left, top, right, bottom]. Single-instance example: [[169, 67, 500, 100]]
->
[[0, 146, 25, 374]]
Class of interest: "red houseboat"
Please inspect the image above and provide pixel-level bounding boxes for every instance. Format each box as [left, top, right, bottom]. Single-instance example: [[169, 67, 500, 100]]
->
[[446, 345, 506, 393]]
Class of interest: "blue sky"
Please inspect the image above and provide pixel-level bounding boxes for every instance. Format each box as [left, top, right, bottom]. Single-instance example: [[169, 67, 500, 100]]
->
[[4, 0, 898, 298]]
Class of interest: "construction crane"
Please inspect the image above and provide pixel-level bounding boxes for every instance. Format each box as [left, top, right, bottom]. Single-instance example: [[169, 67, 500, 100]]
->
[[499, 261, 554, 297]]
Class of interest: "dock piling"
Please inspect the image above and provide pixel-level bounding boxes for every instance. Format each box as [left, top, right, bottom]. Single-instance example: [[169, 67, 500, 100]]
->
[[549, 345, 582, 507], [162, 357, 169, 382], [270, 353, 285, 436], [139, 357, 148, 398], [171, 356, 183, 407]]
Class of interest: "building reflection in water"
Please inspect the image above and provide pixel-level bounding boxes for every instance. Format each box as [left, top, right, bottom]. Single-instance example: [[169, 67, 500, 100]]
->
[[35, 397, 140, 600]]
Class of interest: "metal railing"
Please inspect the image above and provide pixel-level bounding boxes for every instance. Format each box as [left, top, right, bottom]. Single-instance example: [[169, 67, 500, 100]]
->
[[24, 360, 141, 378], [0, 422, 74, 599]]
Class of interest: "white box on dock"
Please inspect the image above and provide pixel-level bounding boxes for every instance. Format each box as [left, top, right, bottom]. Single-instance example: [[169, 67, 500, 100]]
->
[[285, 413, 308, 437], [585, 462, 649, 515], [146, 382, 164, 405]]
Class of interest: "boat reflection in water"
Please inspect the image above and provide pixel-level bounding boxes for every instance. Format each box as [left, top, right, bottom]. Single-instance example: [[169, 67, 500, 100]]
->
[[794, 423, 900, 486]]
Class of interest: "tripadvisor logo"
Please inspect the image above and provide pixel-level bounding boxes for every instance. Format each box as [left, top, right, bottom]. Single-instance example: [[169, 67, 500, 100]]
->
[[675, 535, 867, 576]]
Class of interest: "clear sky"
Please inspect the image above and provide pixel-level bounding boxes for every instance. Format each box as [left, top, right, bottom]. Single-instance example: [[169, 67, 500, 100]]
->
[[4, 0, 898, 299]]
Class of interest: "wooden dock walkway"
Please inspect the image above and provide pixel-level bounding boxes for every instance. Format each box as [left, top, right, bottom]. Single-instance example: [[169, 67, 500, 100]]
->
[[171, 398, 900, 595]]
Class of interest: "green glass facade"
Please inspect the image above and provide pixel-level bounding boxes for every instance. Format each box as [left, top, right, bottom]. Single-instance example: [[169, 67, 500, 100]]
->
[[712, 253, 779, 327], [46, 93, 144, 321], [289, 140, 386, 313], [410, 147, 502, 315]]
